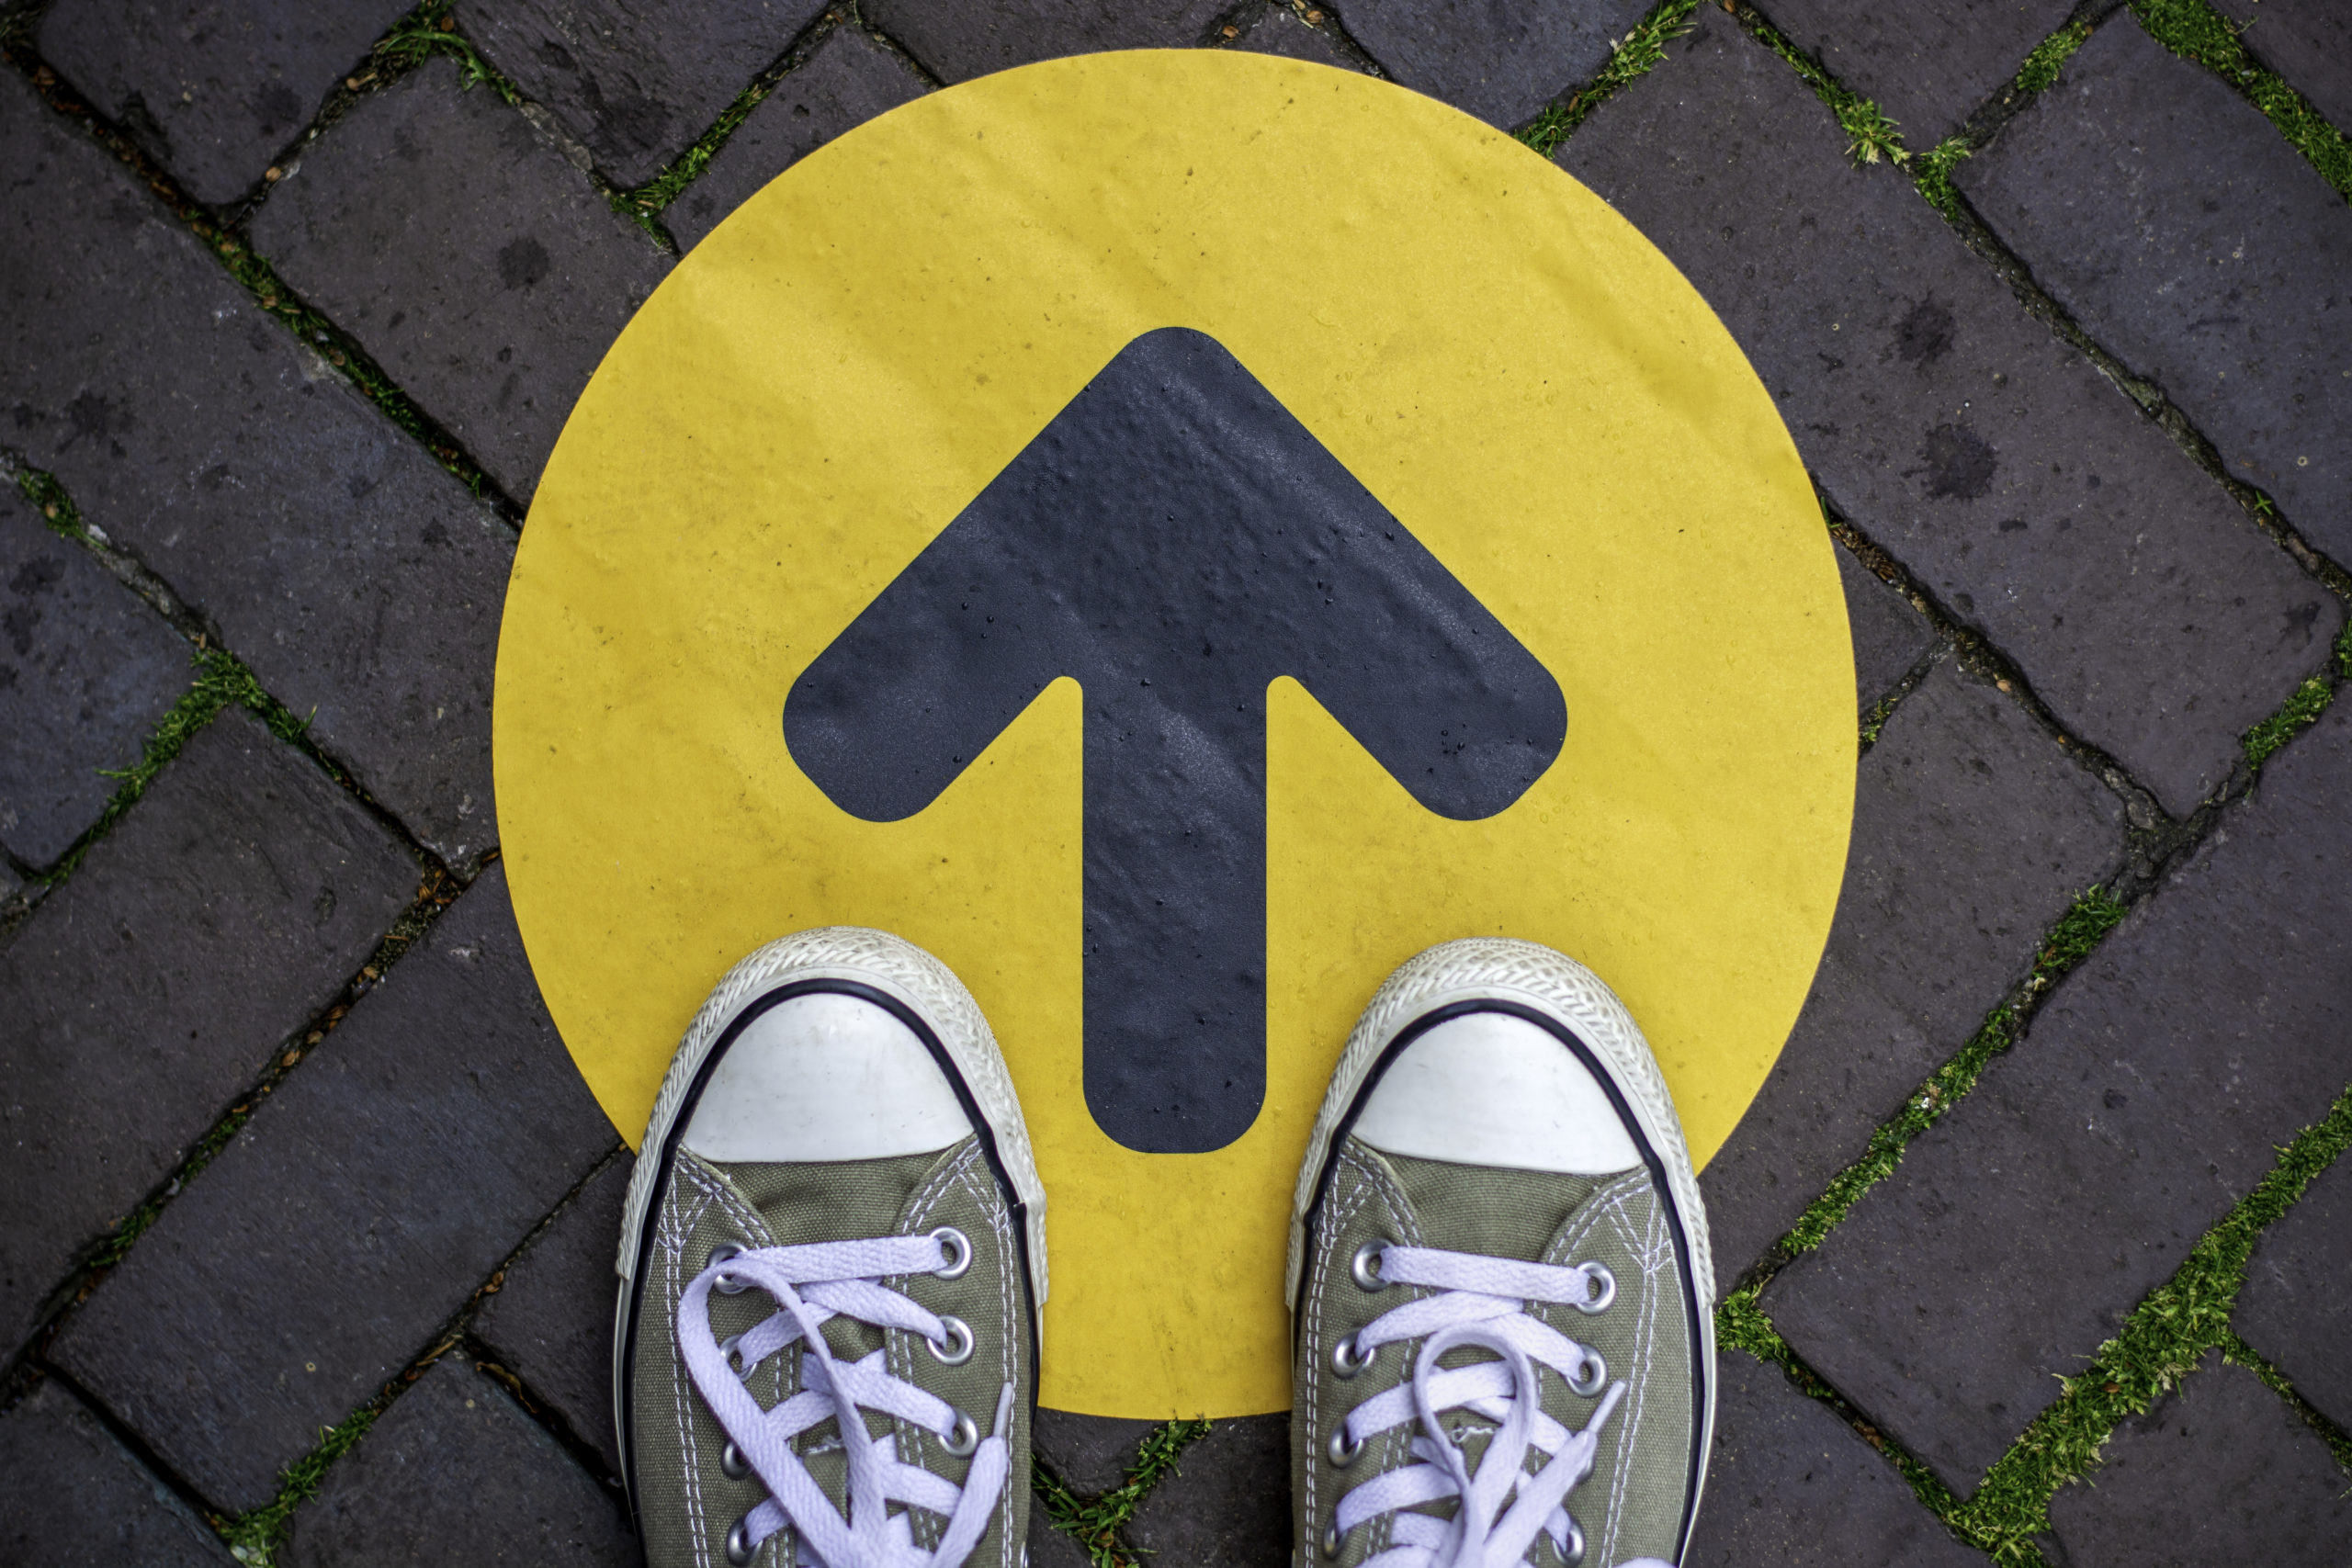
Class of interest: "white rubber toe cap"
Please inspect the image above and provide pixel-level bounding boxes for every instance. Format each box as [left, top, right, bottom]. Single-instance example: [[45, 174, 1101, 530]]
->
[[679, 992, 973, 1162], [1350, 1010, 1643, 1175]]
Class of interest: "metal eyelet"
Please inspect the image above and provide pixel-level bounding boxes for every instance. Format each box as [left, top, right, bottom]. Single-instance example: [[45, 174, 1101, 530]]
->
[[932, 1226, 973, 1280], [708, 1242, 751, 1294], [721, 1439, 752, 1481], [1556, 1510, 1586, 1567], [726, 1514, 757, 1565], [1320, 1518, 1345, 1559], [1566, 1346, 1608, 1398], [942, 1408, 980, 1457], [1350, 1240, 1392, 1292], [1331, 1333, 1373, 1379], [719, 1332, 752, 1378], [1327, 1425, 1363, 1466], [927, 1314, 975, 1366], [1572, 1262, 1615, 1316]]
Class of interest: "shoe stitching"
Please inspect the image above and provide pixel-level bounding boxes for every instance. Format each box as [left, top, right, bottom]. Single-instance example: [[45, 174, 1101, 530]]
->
[[971, 1157, 1020, 1568], [662, 1178, 721, 1568], [1302, 1158, 1373, 1556], [1348, 1151, 1426, 1562], [1544, 1179, 1647, 1568], [1602, 1192, 1669, 1567]]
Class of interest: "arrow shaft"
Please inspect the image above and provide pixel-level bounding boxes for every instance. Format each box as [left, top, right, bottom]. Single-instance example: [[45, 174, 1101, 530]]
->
[[1082, 685, 1266, 1153]]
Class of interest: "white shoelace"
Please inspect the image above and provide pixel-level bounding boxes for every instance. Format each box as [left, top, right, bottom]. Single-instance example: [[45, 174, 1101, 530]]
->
[[1328, 1244, 1672, 1568], [678, 1233, 1013, 1568]]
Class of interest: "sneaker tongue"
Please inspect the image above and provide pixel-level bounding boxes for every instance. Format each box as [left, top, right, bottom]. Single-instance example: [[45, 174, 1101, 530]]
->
[[1376, 1148, 1609, 1262], [703, 1139, 978, 1524], [717, 1142, 967, 1247]]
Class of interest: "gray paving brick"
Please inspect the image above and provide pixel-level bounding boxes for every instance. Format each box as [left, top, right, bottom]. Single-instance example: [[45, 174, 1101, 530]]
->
[[472, 1153, 631, 1479], [458, 0, 831, 189], [1235, 5, 1353, 67], [282, 1356, 638, 1566], [0, 487, 189, 869], [1838, 543, 1936, 712], [1338, 0, 1654, 129], [2212, 0, 2352, 152], [36, 0, 411, 206], [1768, 696, 2352, 1494], [51, 863, 616, 1512], [2044, 1350, 2352, 1565], [860, 0, 1229, 84], [1689, 1351, 1982, 1567], [1561, 9, 2342, 817], [1960, 21, 2352, 568], [0, 709, 413, 1357], [2235, 1150, 2352, 1432], [1032, 1409, 1159, 1495], [0, 1378, 235, 1566], [250, 58, 669, 504], [665, 27, 926, 254], [1700, 660, 2122, 1287], [1759, 0, 2076, 147], [0, 73, 511, 869], [1028, 1511, 1093, 1568], [1124, 1414, 1286, 1567]]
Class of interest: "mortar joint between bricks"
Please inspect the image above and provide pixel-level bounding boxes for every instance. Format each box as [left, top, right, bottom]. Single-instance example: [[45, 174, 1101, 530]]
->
[[0, 31, 525, 521], [1514, 0, 1700, 158], [2, 468, 464, 895], [2, 866, 474, 1405], [1882, 2, 2352, 593], [1937, 1082, 2352, 1554], [1817, 495, 2177, 831]]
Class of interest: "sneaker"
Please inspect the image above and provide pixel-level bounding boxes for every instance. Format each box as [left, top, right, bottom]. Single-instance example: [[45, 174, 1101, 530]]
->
[[1287, 939, 1713, 1568], [615, 928, 1046, 1568]]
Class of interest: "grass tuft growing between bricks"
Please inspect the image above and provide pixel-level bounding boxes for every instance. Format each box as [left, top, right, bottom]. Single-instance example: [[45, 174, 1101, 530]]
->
[[29, 639, 316, 885], [2242, 620, 2351, 772], [215, 1404, 382, 1563], [371, 0, 515, 106], [1727, 2, 1908, 166], [1033, 1417, 1213, 1568], [2127, 0, 2352, 200], [1776, 884, 2128, 1259], [1723, 1084, 2352, 1563], [1515, 0, 1699, 157], [2014, 17, 2096, 96], [1947, 1081, 2352, 1556]]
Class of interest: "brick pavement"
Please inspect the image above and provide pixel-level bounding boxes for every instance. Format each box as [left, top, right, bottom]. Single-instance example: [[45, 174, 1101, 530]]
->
[[1, 2, 2346, 1563]]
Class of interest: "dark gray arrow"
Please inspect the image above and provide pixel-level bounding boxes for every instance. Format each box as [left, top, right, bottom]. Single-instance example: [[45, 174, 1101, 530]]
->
[[784, 328, 1565, 1154]]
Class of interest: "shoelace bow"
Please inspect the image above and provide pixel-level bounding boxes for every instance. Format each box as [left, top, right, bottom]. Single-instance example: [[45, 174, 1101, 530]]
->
[[1329, 1245, 1672, 1568], [678, 1234, 1012, 1568]]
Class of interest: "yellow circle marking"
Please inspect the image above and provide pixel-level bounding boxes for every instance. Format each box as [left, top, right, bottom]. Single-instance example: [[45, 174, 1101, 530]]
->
[[495, 51, 1852, 1417]]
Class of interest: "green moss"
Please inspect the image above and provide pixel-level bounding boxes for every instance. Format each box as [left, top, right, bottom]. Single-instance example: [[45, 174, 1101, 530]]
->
[[34, 645, 315, 885], [1516, 0, 1700, 157], [2014, 18, 2094, 96], [2127, 0, 2352, 200], [371, 0, 516, 104], [1033, 1417, 1213, 1567], [1736, 11, 1910, 166], [1949, 1084, 2352, 1557], [217, 1405, 382, 1562], [1914, 137, 1973, 218], [1777, 885, 2126, 1258], [2242, 620, 2349, 771], [623, 73, 774, 219], [2245, 675, 2333, 771]]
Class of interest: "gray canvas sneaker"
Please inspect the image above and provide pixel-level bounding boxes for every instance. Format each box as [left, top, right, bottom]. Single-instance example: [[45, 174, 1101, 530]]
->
[[1287, 939, 1714, 1568], [615, 928, 1046, 1568]]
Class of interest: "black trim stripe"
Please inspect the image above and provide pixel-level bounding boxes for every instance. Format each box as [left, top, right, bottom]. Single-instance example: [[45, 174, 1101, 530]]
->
[[1296, 998, 1710, 1560]]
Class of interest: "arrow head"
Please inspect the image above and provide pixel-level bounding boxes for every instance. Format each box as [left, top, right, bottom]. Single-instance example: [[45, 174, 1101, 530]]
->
[[785, 329, 1565, 1151]]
